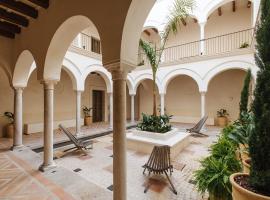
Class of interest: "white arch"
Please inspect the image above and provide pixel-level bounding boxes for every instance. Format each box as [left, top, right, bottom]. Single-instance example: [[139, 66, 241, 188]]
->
[[62, 58, 82, 91], [43, 15, 99, 81], [203, 60, 258, 91], [82, 64, 112, 93], [127, 74, 135, 95], [13, 50, 36, 88], [161, 68, 203, 94], [133, 72, 162, 94]]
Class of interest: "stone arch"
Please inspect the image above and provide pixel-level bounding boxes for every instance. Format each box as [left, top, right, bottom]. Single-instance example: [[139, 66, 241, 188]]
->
[[43, 15, 100, 81], [203, 60, 258, 91], [127, 74, 135, 95], [12, 50, 36, 88], [161, 68, 203, 94], [121, 0, 156, 66], [133, 72, 162, 94], [82, 64, 112, 93], [62, 58, 82, 91]]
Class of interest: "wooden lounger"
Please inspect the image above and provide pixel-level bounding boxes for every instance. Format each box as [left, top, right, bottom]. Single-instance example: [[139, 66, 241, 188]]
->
[[58, 124, 93, 152], [186, 116, 208, 136], [142, 145, 177, 195]]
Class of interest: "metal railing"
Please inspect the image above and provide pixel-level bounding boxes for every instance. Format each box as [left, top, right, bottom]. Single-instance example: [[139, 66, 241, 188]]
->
[[138, 28, 254, 65]]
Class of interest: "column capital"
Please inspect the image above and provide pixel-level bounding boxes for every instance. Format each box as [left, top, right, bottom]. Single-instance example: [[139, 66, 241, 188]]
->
[[13, 87, 24, 91], [111, 69, 128, 81], [200, 91, 207, 95], [198, 21, 207, 27], [160, 93, 166, 97], [41, 80, 58, 90]]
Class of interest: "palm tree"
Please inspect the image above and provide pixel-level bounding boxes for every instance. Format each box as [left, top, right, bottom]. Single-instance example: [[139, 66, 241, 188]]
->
[[139, 0, 194, 116]]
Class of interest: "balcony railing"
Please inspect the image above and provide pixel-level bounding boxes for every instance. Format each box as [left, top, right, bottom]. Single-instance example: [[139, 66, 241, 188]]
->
[[139, 28, 254, 66]]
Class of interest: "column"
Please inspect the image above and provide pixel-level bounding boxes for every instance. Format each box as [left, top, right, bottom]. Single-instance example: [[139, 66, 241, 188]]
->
[[12, 87, 24, 150], [160, 93, 165, 115], [199, 22, 206, 55], [108, 92, 113, 128], [111, 69, 127, 200], [75, 90, 82, 136], [39, 81, 57, 172], [200, 91, 207, 131], [130, 94, 135, 123]]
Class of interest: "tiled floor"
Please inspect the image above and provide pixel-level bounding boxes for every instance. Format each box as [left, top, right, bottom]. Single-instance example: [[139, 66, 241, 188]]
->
[[0, 123, 221, 200]]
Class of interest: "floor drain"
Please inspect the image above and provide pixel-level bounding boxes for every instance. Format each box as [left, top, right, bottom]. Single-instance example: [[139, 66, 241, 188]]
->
[[73, 168, 82, 172], [107, 185, 113, 191]]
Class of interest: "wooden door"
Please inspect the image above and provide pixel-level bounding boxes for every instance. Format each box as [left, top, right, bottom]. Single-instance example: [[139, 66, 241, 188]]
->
[[92, 90, 103, 122]]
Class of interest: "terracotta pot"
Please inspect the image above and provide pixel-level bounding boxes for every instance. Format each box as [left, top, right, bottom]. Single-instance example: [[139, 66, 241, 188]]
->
[[217, 117, 227, 127], [243, 159, 250, 174], [230, 173, 270, 200], [84, 116, 92, 126], [5, 123, 14, 138]]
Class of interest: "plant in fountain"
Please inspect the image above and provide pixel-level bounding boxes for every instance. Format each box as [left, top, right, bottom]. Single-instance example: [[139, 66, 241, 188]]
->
[[137, 0, 194, 132], [230, 1, 270, 199]]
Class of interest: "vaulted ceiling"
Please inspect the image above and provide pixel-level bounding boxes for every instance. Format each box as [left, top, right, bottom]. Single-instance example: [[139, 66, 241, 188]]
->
[[0, 0, 49, 39]]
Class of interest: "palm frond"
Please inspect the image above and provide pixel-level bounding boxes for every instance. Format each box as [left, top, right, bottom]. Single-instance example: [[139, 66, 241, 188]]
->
[[139, 39, 159, 71]]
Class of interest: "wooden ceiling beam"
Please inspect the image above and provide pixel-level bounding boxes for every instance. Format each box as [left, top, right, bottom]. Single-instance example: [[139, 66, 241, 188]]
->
[[218, 7, 222, 16], [0, 20, 20, 33], [247, 1, 252, 8], [0, 7, 28, 27], [0, 28, 14, 38], [0, 0, 38, 18], [232, 1, 236, 12], [27, 0, 49, 9], [181, 18, 187, 26], [144, 29, 150, 36]]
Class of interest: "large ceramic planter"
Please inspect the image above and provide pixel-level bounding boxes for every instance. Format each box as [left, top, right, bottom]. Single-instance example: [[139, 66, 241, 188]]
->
[[243, 159, 250, 174], [84, 116, 92, 126], [230, 173, 270, 200], [5, 123, 14, 138], [217, 117, 228, 127]]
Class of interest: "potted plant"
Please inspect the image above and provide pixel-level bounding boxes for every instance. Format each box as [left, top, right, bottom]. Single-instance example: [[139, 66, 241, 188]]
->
[[217, 109, 229, 127], [194, 132, 241, 200], [82, 106, 93, 126], [4, 112, 14, 138], [230, 1, 270, 199]]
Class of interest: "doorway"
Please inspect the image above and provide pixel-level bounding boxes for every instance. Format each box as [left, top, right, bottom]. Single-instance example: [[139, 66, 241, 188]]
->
[[92, 90, 104, 122]]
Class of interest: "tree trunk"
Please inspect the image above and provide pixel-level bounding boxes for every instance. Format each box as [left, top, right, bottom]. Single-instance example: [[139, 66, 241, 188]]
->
[[153, 74, 157, 116]]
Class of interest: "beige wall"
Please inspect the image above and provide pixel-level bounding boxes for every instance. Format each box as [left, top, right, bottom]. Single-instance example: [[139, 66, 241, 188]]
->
[[207, 70, 246, 122], [165, 76, 200, 117], [137, 79, 160, 118], [0, 68, 14, 137]]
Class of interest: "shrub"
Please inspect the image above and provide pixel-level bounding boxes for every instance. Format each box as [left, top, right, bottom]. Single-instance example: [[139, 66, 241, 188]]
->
[[249, 0, 270, 195], [137, 113, 172, 133]]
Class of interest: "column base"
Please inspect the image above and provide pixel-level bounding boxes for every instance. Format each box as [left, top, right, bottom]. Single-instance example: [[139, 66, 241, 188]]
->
[[11, 145, 25, 151], [39, 162, 57, 172]]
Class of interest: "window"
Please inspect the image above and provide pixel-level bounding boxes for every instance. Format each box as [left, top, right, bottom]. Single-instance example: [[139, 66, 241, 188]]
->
[[91, 37, 101, 54]]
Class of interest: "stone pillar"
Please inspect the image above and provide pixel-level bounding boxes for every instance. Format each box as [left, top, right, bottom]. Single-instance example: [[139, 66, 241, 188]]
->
[[130, 94, 135, 123], [200, 91, 207, 131], [109, 92, 113, 128], [39, 81, 57, 172], [12, 87, 24, 150], [199, 22, 206, 55], [111, 69, 127, 200], [160, 93, 165, 115], [76, 90, 82, 136]]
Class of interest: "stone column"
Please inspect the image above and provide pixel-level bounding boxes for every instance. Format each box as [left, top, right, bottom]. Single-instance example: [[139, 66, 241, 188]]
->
[[111, 69, 127, 200], [76, 90, 82, 136], [200, 91, 207, 131], [130, 94, 135, 123], [12, 87, 24, 150], [108, 92, 113, 128], [160, 93, 165, 115], [39, 81, 57, 172], [199, 22, 206, 55]]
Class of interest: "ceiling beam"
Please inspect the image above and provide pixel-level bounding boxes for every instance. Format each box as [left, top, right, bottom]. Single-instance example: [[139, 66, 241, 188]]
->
[[218, 7, 222, 16], [0, 0, 38, 18], [232, 1, 236, 12], [27, 0, 49, 9], [0, 7, 28, 27], [0, 28, 14, 38], [181, 18, 187, 26], [0, 20, 20, 33], [144, 29, 150, 36], [247, 1, 252, 8]]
